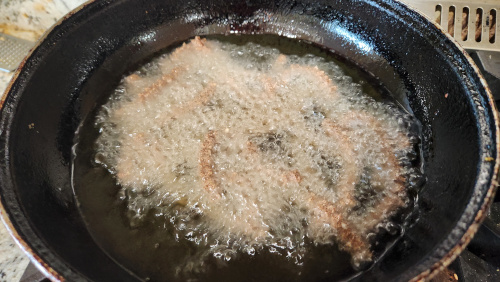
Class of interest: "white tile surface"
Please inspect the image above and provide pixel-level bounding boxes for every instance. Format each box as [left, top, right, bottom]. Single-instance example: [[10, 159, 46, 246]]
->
[[0, 223, 29, 282]]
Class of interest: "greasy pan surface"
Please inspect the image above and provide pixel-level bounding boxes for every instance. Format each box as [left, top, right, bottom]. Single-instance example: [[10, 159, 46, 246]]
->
[[0, 0, 498, 281]]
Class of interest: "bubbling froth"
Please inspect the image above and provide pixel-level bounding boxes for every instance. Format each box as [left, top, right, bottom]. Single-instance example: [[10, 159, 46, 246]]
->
[[94, 36, 420, 275]]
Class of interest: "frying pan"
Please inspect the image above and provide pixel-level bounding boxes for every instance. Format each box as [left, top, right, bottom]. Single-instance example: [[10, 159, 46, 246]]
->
[[0, 0, 498, 281]]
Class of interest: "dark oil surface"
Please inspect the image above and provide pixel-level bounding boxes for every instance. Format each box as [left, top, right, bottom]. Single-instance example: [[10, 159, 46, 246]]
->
[[72, 34, 421, 282]]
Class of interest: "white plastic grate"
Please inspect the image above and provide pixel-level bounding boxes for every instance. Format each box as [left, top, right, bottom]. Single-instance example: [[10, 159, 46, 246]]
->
[[0, 33, 33, 72], [399, 0, 500, 52]]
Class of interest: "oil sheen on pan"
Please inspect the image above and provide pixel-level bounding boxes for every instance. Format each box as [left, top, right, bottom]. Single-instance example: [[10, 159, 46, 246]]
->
[[72, 35, 424, 281]]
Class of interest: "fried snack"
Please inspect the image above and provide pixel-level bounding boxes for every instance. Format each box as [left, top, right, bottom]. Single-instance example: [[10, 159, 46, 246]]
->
[[99, 37, 418, 269], [199, 130, 220, 197]]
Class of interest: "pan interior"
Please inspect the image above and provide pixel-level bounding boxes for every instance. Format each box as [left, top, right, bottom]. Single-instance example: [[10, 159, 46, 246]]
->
[[71, 34, 422, 281]]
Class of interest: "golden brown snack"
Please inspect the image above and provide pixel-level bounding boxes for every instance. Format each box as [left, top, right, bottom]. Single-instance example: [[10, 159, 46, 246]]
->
[[199, 130, 219, 197]]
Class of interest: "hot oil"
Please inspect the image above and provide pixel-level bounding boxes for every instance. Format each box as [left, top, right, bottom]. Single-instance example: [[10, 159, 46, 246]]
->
[[72, 35, 424, 281], [74, 133, 358, 281]]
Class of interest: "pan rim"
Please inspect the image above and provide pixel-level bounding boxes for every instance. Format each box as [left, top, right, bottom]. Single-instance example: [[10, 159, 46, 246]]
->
[[388, 0, 500, 280], [0, 1, 99, 280], [0, 0, 498, 281]]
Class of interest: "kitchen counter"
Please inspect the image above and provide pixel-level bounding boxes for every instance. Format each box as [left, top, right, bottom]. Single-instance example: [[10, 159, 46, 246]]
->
[[0, 0, 85, 281]]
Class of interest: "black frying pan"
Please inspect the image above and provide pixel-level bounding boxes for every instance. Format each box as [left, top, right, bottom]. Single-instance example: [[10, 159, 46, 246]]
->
[[0, 0, 498, 281]]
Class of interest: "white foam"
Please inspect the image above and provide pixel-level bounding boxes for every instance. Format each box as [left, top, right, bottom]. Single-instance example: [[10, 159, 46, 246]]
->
[[94, 37, 417, 271]]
